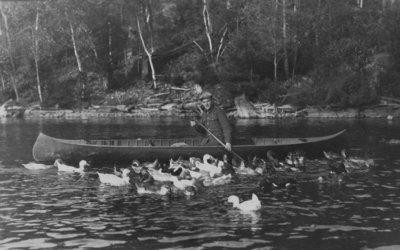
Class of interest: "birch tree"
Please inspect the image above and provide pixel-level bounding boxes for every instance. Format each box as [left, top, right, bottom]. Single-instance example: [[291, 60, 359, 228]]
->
[[31, 4, 43, 103], [0, 4, 19, 100], [136, 0, 157, 88]]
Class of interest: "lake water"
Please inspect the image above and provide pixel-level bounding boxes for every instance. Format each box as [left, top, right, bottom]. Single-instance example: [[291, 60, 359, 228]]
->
[[0, 117, 399, 249]]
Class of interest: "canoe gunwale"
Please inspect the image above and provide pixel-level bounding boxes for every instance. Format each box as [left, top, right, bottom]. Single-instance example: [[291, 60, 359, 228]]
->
[[38, 129, 346, 148], [32, 130, 346, 163]]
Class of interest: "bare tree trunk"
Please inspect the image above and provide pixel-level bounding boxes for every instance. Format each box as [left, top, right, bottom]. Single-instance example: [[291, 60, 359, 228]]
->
[[315, 0, 321, 47], [216, 26, 228, 64], [0, 7, 19, 101], [282, 0, 289, 79], [0, 70, 5, 90], [119, 1, 128, 80], [69, 22, 83, 72], [292, 0, 299, 78], [32, 6, 43, 104], [273, 0, 278, 83], [137, 17, 157, 88], [202, 0, 213, 54]]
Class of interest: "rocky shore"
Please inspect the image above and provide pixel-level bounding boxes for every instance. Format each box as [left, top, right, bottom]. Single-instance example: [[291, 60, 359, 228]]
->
[[21, 104, 400, 120]]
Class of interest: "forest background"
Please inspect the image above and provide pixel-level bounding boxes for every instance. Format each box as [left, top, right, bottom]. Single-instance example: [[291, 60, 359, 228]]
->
[[0, 0, 400, 110]]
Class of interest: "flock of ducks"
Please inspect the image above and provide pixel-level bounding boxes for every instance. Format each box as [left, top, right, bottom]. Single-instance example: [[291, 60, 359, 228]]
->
[[21, 149, 375, 212]]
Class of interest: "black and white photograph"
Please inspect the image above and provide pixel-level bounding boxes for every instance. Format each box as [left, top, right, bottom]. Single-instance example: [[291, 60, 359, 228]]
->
[[0, 0, 399, 249]]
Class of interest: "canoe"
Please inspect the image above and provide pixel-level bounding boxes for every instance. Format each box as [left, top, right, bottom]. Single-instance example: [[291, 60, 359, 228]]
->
[[32, 130, 346, 163]]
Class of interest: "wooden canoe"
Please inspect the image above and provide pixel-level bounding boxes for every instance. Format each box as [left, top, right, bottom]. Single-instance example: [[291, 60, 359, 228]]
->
[[32, 130, 346, 163]]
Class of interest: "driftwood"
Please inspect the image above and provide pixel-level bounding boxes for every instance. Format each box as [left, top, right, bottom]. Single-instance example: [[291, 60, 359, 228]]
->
[[234, 94, 259, 118], [381, 96, 400, 105]]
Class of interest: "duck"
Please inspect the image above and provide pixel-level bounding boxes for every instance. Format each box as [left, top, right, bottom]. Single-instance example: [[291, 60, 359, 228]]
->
[[97, 168, 131, 186], [131, 160, 143, 174], [341, 150, 375, 169], [195, 160, 223, 178], [328, 160, 347, 175], [234, 161, 258, 176], [54, 159, 89, 173], [22, 162, 53, 170], [113, 164, 123, 177], [136, 184, 170, 195], [281, 154, 306, 172], [203, 174, 232, 187], [148, 168, 176, 182], [171, 176, 196, 190], [168, 158, 185, 176], [143, 159, 159, 169], [266, 150, 281, 170], [227, 193, 261, 212], [188, 157, 202, 170], [323, 149, 345, 161], [203, 154, 217, 165], [187, 169, 204, 179]]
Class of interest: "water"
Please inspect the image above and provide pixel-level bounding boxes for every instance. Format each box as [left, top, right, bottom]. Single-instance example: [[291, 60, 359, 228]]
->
[[0, 117, 399, 249]]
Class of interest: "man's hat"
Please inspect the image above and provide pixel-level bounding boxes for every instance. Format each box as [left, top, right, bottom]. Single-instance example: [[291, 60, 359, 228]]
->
[[199, 91, 213, 100]]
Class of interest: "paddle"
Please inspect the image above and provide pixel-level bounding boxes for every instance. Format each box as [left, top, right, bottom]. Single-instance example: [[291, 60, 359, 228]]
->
[[194, 121, 245, 162]]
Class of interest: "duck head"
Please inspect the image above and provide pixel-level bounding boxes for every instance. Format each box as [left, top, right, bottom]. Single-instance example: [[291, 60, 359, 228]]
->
[[203, 154, 216, 164], [79, 160, 90, 169], [122, 168, 131, 177], [159, 185, 171, 195], [227, 195, 240, 206], [53, 158, 63, 167]]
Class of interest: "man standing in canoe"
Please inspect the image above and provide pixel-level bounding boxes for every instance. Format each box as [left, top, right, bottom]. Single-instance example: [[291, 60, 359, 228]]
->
[[190, 91, 232, 151]]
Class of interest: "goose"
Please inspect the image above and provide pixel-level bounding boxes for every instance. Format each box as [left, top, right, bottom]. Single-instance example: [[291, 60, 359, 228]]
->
[[54, 159, 89, 173], [136, 184, 170, 195], [203, 174, 232, 187], [22, 162, 53, 170], [228, 193, 261, 212], [97, 168, 130, 186]]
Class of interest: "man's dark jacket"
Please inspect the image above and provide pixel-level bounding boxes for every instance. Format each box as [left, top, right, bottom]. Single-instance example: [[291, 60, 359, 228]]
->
[[194, 105, 232, 145]]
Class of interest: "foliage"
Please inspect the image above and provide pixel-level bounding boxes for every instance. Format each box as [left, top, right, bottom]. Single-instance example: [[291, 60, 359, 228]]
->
[[0, 0, 399, 108]]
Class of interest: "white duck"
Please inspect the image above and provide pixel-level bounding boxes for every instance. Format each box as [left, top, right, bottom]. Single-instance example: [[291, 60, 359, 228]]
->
[[203, 154, 217, 164], [97, 168, 131, 186], [22, 162, 53, 170], [148, 168, 176, 182], [171, 176, 196, 190], [228, 193, 261, 212], [195, 160, 223, 178], [203, 174, 232, 187], [54, 159, 89, 173], [187, 169, 203, 179], [136, 184, 170, 195]]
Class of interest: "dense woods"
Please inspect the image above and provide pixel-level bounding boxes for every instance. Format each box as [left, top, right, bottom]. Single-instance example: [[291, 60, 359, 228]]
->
[[0, 0, 400, 109]]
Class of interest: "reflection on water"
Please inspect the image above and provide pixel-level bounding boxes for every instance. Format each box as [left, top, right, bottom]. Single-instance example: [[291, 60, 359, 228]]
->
[[0, 117, 400, 249]]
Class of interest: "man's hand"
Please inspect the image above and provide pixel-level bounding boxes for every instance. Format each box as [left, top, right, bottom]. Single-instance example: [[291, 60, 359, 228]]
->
[[225, 142, 232, 151], [190, 121, 196, 127]]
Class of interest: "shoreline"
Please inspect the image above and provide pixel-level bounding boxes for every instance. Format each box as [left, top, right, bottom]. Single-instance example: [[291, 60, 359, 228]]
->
[[21, 105, 400, 120]]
